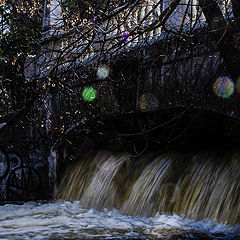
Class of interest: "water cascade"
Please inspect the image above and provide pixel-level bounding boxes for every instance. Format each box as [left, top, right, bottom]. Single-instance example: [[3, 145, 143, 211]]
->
[[56, 150, 240, 225]]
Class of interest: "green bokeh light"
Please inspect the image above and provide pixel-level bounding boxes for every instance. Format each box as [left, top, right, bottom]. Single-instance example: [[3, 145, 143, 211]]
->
[[82, 87, 96, 102], [138, 94, 158, 112]]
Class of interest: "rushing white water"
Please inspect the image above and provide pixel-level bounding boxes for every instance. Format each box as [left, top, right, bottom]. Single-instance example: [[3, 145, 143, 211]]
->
[[0, 201, 239, 240], [2, 150, 239, 239]]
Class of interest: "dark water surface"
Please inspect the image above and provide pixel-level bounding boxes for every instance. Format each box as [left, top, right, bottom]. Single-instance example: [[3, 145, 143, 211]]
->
[[0, 201, 239, 240]]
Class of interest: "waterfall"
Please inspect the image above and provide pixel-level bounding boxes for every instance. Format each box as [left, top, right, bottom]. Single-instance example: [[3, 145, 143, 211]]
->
[[56, 149, 240, 225]]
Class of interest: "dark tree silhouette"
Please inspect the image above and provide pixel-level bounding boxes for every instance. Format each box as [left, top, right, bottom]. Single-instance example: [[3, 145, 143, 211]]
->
[[0, 0, 240, 155]]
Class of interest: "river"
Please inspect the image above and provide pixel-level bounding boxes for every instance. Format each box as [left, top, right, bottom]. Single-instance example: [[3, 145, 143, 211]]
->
[[1, 150, 240, 239], [0, 201, 239, 240]]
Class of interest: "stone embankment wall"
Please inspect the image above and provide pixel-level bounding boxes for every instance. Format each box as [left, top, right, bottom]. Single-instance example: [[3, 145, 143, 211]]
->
[[0, 107, 50, 201]]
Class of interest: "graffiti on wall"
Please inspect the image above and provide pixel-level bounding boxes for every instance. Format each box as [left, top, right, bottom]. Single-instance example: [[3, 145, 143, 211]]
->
[[0, 146, 41, 201]]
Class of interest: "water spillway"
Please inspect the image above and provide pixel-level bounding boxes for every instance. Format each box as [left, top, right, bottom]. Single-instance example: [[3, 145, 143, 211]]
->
[[56, 150, 240, 225], [0, 149, 239, 239]]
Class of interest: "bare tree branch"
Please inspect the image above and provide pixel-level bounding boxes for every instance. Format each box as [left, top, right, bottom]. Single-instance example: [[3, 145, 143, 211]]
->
[[199, 0, 240, 81], [232, 0, 240, 28]]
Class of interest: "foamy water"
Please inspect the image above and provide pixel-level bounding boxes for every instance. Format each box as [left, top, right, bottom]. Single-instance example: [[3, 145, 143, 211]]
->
[[0, 201, 239, 240]]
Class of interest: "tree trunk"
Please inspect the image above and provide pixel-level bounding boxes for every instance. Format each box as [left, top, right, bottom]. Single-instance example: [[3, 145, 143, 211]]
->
[[199, 0, 240, 81]]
